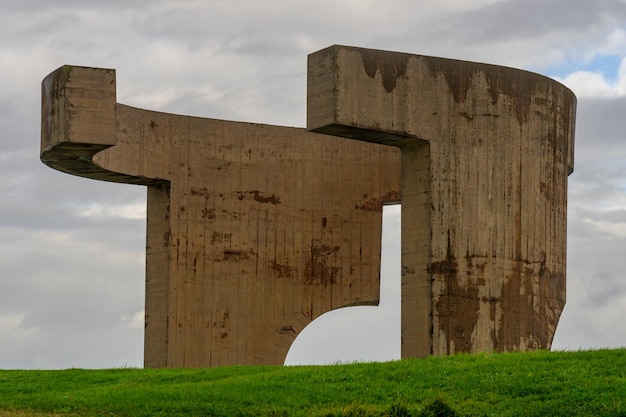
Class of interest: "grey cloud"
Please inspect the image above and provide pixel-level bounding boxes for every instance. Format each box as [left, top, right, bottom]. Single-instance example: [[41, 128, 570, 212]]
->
[[0, 221, 145, 369], [580, 272, 626, 305], [574, 208, 626, 223], [448, 0, 623, 41], [574, 97, 626, 152], [0, 164, 146, 234], [6, 0, 140, 12], [375, 0, 626, 70], [562, 96, 626, 348]]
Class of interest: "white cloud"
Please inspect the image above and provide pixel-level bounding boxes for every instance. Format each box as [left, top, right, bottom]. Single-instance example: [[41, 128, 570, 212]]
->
[[599, 27, 626, 57], [581, 217, 626, 238], [0, 314, 40, 339], [557, 57, 626, 98], [558, 71, 617, 97], [73, 202, 146, 220], [119, 311, 145, 330]]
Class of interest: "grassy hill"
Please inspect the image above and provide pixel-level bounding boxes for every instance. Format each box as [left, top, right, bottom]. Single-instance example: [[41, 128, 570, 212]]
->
[[0, 349, 624, 416]]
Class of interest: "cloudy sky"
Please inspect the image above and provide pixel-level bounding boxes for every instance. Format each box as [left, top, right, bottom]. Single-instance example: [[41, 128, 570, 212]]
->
[[2, 0, 626, 369]]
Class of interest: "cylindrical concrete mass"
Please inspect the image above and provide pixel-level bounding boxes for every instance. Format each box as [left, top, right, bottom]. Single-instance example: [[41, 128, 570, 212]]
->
[[308, 45, 576, 356]]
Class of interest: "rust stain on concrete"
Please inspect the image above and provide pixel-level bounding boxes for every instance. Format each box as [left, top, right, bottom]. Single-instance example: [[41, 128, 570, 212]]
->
[[424, 56, 557, 125], [271, 261, 296, 279], [360, 49, 410, 93], [355, 190, 401, 212], [305, 242, 341, 286], [209, 231, 232, 244], [277, 325, 297, 335], [236, 190, 281, 205], [221, 248, 255, 262]]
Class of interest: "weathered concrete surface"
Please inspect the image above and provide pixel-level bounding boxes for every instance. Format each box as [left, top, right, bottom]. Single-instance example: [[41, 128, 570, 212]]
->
[[41, 45, 576, 366], [41, 65, 401, 367], [307, 45, 576, 357]]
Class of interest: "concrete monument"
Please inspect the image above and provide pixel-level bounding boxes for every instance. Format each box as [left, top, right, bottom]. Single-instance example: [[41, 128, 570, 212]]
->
[[41, 45, 575, 367]]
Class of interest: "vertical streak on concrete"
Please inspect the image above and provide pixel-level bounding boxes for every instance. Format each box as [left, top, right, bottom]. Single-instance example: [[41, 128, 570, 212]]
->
[[400, 140, 432, 357], [145, 183, 171, 367]]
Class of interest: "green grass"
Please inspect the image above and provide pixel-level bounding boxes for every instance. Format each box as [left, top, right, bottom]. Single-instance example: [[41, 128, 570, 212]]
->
[[0, 349, 624, 416]]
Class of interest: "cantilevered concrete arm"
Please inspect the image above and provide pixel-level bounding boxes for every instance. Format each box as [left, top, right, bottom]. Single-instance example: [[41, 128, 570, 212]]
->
[[40, 63, 401, 368], [41, 65, 167, 185]]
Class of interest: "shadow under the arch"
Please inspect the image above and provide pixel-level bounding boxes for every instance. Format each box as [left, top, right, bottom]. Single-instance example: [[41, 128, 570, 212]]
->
[[284, 205, 402, 365]]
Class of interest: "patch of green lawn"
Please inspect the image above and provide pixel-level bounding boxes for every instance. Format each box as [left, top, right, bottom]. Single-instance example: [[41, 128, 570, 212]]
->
[[0, 349, 624, 416]]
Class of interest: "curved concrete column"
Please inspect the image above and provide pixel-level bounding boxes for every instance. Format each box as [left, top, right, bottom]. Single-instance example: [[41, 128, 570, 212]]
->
[[307, 45, 576, 357]]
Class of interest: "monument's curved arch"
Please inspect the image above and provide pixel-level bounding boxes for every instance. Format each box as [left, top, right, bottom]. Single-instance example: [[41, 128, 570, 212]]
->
[[285, 204, 402, 365]]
